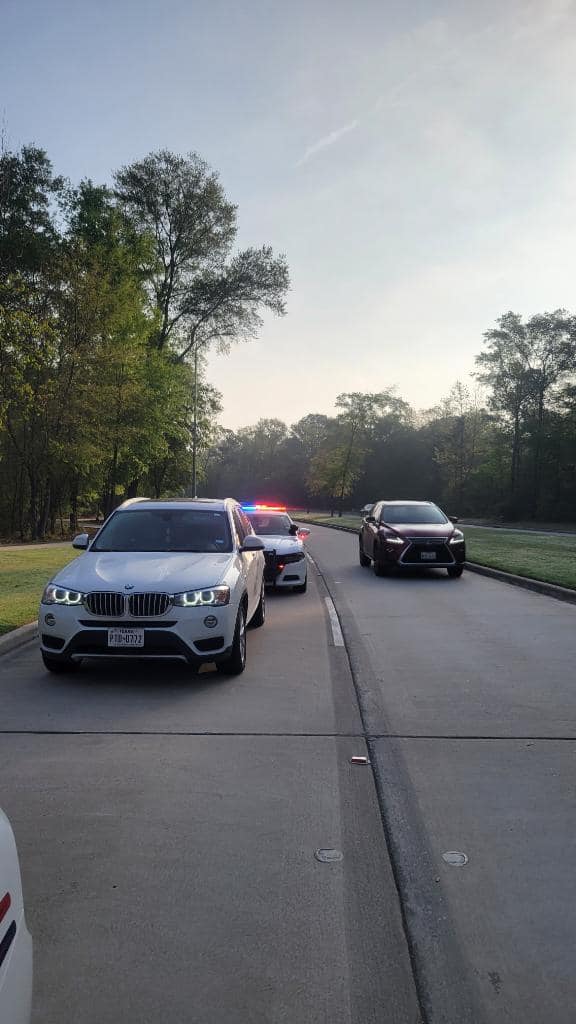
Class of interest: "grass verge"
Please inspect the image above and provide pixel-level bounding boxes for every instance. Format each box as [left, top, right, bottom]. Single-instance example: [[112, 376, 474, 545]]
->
[[298, 515, 576, 590], [0, 546, 78, 635]]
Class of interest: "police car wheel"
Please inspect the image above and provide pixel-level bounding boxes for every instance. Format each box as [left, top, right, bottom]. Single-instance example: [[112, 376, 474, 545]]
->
[[293, 576, 307, 594]]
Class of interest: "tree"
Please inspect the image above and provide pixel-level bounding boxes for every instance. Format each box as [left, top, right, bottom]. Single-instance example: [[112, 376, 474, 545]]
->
[[476, 311, 576, 516], [114, 150, 289, 357]]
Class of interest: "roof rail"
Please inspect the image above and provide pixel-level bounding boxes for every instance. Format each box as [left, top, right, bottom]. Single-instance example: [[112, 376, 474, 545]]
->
[[117, 497, 149, 509]]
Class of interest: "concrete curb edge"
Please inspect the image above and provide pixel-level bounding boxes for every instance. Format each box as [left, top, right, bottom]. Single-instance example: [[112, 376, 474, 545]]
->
[[0, 621, 38, 657]]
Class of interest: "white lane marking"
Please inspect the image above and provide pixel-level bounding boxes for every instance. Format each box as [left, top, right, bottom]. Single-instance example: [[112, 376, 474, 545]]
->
[[325, 597, 345, 647]]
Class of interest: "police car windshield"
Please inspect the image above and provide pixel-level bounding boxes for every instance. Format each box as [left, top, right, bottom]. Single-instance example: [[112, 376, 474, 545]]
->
[[246, 513, 293, 536], [381, 505, 447, 525], [92, 509, 233, 552]]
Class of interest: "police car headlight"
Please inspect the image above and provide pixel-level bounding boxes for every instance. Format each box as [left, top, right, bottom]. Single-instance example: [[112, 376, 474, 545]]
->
[[42, 584, 84, 605], [173, 586, 230, 607]]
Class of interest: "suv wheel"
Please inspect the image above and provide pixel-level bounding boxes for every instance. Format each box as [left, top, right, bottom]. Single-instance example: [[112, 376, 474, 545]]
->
[[359, 538, 371, 567], [447, 565, 464, 578], [373, 545, 391, 577], [41, 651, 79, 673], [249, 583, 266, 627], [217, 604, 247, 675]]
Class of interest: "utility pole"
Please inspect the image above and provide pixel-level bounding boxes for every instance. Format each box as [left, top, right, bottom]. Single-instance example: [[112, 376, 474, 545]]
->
[[192, 342, 198, 498]]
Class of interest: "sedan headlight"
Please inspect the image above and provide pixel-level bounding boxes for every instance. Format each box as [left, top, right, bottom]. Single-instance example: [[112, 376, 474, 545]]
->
[[173, 586, 230, 607], [42, 584, 84, 606], [449, 531, 465, 545]]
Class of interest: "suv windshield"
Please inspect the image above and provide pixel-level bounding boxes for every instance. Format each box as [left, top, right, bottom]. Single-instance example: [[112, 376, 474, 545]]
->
[[380, 505, 447, 525], [92, 509, 233, 553], [246, 513, 293, 536]]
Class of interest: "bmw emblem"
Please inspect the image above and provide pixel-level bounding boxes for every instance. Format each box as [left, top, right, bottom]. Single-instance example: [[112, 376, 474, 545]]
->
[[124, 584, 135, 590]]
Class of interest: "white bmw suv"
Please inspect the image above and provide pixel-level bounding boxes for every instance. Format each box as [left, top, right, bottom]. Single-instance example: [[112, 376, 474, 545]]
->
[[39, 498, 265, 675]]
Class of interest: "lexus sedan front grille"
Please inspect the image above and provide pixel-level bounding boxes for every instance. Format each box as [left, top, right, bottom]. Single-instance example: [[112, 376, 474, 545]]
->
[[128, 593, 172, 617], [84, 592, 125, 617]]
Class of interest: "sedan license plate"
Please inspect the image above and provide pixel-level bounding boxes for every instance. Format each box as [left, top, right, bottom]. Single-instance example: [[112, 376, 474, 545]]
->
[[420, 551, 437, 561], [108, 628, 144, 648]]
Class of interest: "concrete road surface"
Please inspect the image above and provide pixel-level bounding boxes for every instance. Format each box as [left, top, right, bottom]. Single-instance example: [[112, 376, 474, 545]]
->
[[0, 572, 420, 1024], [307, 524, 576, 1023]]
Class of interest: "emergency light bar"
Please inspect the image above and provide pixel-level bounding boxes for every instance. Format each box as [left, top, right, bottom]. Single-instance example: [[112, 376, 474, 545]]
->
[[241, 503, 287, 512]]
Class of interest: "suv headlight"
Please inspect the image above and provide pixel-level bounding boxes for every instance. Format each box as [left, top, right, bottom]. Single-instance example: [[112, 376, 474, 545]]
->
[[381, 533, 404, 545], [173, 586, 230, 607], [42, 584, 84, 606], [449, 530, 465, 545]]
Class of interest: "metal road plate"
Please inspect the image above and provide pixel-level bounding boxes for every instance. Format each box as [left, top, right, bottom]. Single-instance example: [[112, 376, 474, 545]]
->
[[420, 551, 437, 560], [108, 628, 145, 648]]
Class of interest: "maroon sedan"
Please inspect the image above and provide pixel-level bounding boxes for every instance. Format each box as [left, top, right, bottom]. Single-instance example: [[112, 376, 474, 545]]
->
[[359, 500, 466, 578]]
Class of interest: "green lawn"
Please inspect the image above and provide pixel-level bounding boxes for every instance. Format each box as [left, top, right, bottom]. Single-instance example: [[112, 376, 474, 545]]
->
[[462, 527, 576, 590], [298, 513, 362, 530], [298, 515, 576, 590], [0, 546, 78, 635]]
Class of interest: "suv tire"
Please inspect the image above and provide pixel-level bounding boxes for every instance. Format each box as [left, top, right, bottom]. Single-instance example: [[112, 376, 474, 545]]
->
[[359, 539, 371, 567], [217, 604, 247, 675], [249, 583, 266, 627], [41, 651, 79, 673], [373, 545, 391, 577], [447, 565, 464, 578]]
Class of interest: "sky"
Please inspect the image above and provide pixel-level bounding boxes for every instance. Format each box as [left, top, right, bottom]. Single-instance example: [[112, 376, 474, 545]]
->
[[2, 0, 576, 429]]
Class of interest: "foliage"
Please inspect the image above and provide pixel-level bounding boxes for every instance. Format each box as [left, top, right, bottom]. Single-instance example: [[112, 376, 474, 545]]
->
[[0, 144, 288, 539]]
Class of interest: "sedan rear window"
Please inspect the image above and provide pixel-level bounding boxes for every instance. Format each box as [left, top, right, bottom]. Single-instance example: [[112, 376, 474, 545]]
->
[[380, 505, 447, 525], [92, 509, 233, 553]]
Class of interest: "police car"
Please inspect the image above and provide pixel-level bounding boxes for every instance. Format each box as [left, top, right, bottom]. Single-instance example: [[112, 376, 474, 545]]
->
[[242, 506, 309, 593], [0, 809, 32, 1024]]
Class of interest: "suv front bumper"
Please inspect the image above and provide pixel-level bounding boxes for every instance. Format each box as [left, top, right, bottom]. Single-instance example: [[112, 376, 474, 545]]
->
[[39, 602, 238, 664]]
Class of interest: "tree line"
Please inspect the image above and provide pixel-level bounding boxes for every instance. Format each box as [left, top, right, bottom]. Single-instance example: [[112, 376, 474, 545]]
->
[[0, 144, 289, 538], [204, 310, 576, 521]]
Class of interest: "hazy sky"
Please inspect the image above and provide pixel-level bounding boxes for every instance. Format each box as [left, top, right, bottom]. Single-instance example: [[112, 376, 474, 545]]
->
[[2, 0, 576, 428]]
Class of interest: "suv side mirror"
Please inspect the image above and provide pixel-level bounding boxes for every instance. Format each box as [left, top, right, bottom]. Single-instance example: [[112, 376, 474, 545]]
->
[[449, 516, 459, 524], [365, 515, 376, 524], [72, 533, 90, 550], [241, 535, 265, 552]]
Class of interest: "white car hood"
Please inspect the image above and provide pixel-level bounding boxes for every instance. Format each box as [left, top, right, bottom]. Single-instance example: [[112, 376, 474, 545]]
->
[[259, 535, 303, 555], [53, 550, 234, 593]]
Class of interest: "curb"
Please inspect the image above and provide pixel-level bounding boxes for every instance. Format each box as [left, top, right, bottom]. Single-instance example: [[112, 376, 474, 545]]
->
[[299, 519, 576, 606], [464, 562, 576, 605], [0, 621, 38, 657]]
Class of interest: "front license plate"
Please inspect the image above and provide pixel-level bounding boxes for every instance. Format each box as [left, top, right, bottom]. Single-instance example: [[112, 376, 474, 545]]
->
[[420, 551, 437, 561], [108, 628, 144, 648]]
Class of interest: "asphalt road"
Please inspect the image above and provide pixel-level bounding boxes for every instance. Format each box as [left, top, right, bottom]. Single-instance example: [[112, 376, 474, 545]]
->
[[0, 569, 420, 1024], [307, 524, 576, 1023]]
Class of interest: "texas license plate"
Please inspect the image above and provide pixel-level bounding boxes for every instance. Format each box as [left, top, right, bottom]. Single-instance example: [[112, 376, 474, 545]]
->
[[108, 628, 144, 648], [420, 551, 437, 561]]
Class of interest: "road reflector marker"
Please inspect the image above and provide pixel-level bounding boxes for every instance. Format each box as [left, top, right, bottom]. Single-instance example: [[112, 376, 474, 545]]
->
[[315, 848, 343, 863], [442, 851, 468, 866], [324, 597, 344, 647]]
